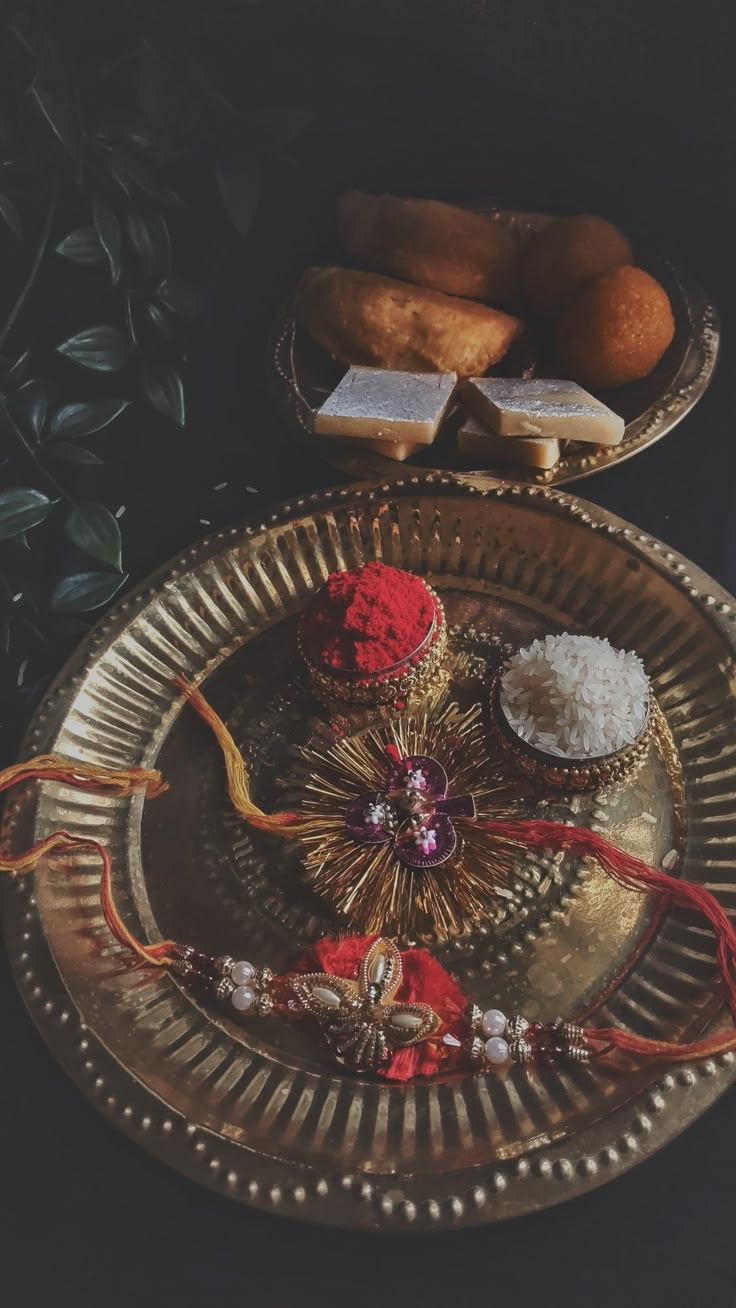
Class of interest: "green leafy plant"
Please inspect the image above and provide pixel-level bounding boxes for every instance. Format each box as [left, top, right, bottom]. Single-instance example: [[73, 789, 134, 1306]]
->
[[0, 6, 311, 701]]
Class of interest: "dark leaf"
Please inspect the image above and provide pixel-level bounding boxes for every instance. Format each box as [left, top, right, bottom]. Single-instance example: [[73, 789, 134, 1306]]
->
[[49, 398, 129, 440], [127, 208, 171, 277], [3, 348, 33, 389], [122, 156, 183, 208], [124, 292, 137, 346], [49, 441, 103, 465], [124, 293, 148, 349], [0, 487, 54, 540], [13, 612, 47, 643], [216, 153, 262, 238], [95, 111, 163, 157], [56, 326, 128, 372], [98, 146, 133, 198], [140, 361, 185, 426], [8, 378, 47, 438], [252, 106, 314, 149], [142, 300, 173, 343], [126, 293, 174, 350], [65, 502, 122, 569], [0, 192, 22, 239], [52, 571, 127, 614], [31, 86, 81, 159], [156, 274, 201, 317], [100, 144, 183, 208], [8, 15, 36, 55], [55, 227, 105, 265], [125, 128, 166, 159], [92, 196, 121, 285]]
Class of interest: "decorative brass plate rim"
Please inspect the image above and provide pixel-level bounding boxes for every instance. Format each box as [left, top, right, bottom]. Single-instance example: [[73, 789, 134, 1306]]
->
[[3, 474, 736, 1230], [267, 208, 720, 487]]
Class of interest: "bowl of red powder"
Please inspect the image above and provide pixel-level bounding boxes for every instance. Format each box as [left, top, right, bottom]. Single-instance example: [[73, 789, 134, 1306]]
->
[[299, 562, 446, 705]]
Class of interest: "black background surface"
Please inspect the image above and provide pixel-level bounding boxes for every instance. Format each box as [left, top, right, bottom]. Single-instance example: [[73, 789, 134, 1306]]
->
[[2, 3, 736, 1305]]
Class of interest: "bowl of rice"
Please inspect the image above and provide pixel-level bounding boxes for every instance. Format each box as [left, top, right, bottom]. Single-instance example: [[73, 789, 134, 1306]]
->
[[492, 633, 653, 791]]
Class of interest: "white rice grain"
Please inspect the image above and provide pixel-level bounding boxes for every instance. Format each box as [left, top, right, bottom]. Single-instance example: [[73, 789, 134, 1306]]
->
[[500, 633, 649, 760]]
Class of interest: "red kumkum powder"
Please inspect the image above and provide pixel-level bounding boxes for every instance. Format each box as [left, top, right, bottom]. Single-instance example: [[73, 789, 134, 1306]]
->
[[301, 562, 435, 673]]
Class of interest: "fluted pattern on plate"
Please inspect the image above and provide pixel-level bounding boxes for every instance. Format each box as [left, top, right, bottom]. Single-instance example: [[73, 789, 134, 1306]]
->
[[5, 479, 736, 1226]]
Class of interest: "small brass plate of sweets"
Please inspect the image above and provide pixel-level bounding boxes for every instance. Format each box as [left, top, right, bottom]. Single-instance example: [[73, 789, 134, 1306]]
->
[[269, 203, 719, 485], [4, 476, 736, 1228]]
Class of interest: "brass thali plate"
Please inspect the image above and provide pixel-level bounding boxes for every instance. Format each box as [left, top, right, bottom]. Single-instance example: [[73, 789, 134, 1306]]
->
[[269, 209, 719, 486], [3, 475, 736, 1228]]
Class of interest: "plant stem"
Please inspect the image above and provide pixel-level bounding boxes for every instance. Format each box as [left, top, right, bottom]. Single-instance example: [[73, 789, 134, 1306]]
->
[[0, 174, 59, 353], [0, 394, 73, 505]]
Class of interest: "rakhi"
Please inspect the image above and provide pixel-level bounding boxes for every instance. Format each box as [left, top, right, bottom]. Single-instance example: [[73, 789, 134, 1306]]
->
[[3, 720, 736, 1083], [296, 700, 517, 937]]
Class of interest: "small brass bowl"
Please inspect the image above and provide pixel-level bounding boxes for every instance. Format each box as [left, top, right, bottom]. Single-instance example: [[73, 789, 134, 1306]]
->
[[489, 665, 653, 792], [300, 582, 447, 708]]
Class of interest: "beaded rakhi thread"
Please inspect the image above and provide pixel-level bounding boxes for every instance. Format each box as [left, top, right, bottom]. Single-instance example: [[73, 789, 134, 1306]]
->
[[4, 707, 736, 1082]]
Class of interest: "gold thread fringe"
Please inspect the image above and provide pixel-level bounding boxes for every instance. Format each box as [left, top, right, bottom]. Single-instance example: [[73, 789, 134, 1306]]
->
[[297, 702, 518, 939]]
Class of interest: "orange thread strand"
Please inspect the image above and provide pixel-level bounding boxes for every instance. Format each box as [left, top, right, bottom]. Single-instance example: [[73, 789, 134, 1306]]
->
[[5, 744, 736, 1067], [586, 1026, 736, 1063], [0, 754, 168, 799], [0, 831, 175, 966], [174, 676, 310, 836], [0, 753, 173, 964]]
